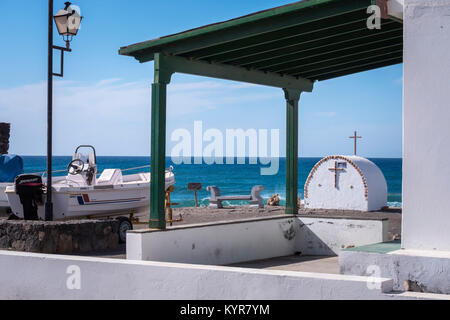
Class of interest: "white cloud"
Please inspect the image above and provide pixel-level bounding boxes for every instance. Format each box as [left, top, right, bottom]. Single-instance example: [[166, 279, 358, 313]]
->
[[0, 79, 276, 155]]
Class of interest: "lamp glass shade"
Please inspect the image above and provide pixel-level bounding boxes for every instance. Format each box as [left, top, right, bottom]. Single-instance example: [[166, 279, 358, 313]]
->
[[67, 12, 82, 36], [54, 8, 82, 37], [54, 9, 70, 36]]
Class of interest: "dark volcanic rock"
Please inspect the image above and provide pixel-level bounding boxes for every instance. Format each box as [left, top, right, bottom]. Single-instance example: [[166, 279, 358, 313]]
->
[[0, 122, 10, 154], [0, 219, 119, 254]]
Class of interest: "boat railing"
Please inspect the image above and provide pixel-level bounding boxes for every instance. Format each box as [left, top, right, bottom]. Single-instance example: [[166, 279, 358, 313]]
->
[[28, 169, 67, 178], [120, 165, 151, 173], [27, 164, 175, 178]]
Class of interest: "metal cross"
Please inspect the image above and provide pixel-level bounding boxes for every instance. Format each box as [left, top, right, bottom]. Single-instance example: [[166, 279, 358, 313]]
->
[[328, 161, 344, 188], [349, 131, 362, 155]]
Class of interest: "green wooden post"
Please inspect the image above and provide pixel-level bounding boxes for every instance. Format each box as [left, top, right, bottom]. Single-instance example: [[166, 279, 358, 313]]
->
[[149, 53, 173, 229], [284, 88, 302, 215]]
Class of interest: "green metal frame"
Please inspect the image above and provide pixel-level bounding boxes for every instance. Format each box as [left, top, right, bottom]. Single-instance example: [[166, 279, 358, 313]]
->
[[152, 53, 313, 90], [148, 53, 311, 228], [120, 0, 376, 61], [284, 89, 302, 215], [119, 0, 402, 229]]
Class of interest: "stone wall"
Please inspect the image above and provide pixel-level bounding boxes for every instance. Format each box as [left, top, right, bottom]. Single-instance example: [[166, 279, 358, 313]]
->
[[0, 219, 119, 254], [0, 123, 10, 154]]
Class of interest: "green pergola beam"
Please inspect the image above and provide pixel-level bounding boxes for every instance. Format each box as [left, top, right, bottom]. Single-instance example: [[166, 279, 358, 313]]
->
[[294, 52, 403, 78], [146, 53, 314, 91], [271, 42, 403, 74], [302, 56, 403, 80], [120, 0, 374, 63], [315, 57, 403, 81], [234, 26, 402, 68], [190, 10, 370, 61], [214, 18, 385, 65]]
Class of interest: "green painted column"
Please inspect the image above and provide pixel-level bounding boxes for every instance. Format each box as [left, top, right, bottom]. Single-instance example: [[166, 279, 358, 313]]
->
[[149, 82, 167, 229], [284, 89, 302, 215], [149, 54, 173, 229]]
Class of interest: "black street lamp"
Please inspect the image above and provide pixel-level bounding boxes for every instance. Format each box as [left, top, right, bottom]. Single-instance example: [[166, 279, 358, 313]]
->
[[46, 1, 82, 221]]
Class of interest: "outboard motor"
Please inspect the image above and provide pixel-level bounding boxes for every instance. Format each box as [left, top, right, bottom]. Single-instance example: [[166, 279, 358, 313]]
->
[[14, 174, 43, 221]]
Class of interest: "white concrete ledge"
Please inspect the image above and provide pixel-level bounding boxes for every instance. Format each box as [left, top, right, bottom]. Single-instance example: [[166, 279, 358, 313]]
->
[[127, 216, 299, 264], [340, 248, 450, 294], [127, 215, 389, 264], [0, 250, 396, 300], [296, 217, 389, 255]]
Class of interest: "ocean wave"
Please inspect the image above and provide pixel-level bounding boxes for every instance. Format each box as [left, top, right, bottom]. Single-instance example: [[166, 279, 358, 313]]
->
[[176, 198, 401, 208], [387, 202, 402, 208]]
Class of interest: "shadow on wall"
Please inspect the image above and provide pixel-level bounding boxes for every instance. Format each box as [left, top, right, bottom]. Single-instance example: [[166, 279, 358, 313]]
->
[[296, 222, 336, 256]]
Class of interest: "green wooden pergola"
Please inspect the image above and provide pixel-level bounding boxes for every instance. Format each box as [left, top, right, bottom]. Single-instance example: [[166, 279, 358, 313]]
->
[[119, 0, 403, 229]]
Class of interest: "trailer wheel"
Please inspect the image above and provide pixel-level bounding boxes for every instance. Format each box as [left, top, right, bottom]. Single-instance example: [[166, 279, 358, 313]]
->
[[117, 217, 133, 244]]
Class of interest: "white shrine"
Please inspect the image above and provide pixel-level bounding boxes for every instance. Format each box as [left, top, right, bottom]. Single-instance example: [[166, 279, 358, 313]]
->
[[304, 155, 388, 211], [304, 131, 388, 211]]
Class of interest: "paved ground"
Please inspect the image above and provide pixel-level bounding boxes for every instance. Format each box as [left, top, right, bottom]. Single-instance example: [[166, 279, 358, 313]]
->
[[74, 249, 340, 274], [229, 255, 340, 274]]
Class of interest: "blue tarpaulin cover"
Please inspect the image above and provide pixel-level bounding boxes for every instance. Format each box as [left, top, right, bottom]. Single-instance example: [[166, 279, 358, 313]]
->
[[0, 154, 24, 183]]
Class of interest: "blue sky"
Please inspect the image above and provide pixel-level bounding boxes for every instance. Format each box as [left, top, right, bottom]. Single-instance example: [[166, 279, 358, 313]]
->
[[0, 0, 403, 158]]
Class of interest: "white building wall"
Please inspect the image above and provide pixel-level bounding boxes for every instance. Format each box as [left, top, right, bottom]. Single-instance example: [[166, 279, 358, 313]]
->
[[402, 0, 450, 251]]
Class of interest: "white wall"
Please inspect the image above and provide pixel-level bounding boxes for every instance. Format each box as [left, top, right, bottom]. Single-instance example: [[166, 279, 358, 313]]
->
[[388, 0, 404, 20], [0, 250, 397, 300], [296, 217, 389, 256], [340, 249, 450, 294], [127, 216, 389, 264], [127, 217, 299, 264], [402, 0, 450, 251]]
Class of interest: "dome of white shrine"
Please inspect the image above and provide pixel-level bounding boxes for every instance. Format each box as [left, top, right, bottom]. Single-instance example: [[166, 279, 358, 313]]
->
[[304, 155, 387, 211]]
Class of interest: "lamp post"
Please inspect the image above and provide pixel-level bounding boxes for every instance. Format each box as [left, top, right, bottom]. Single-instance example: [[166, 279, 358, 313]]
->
[[45, 1, 82, 221]]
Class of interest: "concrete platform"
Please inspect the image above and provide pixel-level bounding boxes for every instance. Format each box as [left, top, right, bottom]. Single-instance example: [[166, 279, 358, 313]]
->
[[76, 251, 340, 275], [340, 241, 450, 295], [230, 255, 339, 274]]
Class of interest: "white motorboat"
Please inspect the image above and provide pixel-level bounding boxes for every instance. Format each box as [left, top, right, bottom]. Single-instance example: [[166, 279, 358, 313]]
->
[[6, 146, 175, 241]]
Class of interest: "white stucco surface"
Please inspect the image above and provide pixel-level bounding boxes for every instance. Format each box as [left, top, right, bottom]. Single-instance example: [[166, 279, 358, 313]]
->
[[0, 250, 399, 300], [127, 216, 389, 264], [2, 250, 448, 300], [304, 156, 387, 211], [387, 0, 404, 20], [340, 248, 450, 294], [127, 217, 299, 264], [296, 217, 389, 255], [402, 0, 450, 251]]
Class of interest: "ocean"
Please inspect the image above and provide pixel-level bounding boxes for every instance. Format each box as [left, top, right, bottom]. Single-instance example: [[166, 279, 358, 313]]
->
[[21, 156, 402, 208]]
